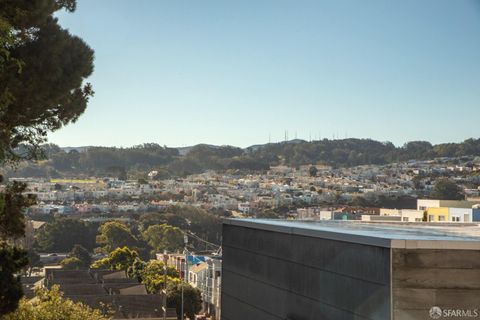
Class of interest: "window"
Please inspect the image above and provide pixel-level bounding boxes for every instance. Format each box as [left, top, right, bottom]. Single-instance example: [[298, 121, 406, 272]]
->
[[428, 215, 434, 222], [452, 216, 460, 222], [415, 218, 422, 222], [402, 217, 408, 222], [439, 215, 445, 222]]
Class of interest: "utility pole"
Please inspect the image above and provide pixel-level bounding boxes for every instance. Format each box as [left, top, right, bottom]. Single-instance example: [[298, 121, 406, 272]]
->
[[181, 234, 188, 320], [162, 250, 169, 320]]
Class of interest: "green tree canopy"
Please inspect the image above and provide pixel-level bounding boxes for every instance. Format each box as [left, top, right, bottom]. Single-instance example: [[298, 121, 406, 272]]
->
[[167, 280, 202, 320], [139, 259, 179, 294], [91, 246, 138, 271], [0, 0, 94, 161], [0, 182, 35, 240], [2, 285, 110, 320], [60, 257, 84, 270], [169, 206, 222, 248], [430, 178, 465, 200], [0, 181, 35, 314], [36, 218, 97, 252], [126, 257, 146, 281], [138, 212, 169, 231], [142, 224, 184, 254], [95, 221, 138, 254], [0, 244, 29, 314], [69, 244, 91, 268]]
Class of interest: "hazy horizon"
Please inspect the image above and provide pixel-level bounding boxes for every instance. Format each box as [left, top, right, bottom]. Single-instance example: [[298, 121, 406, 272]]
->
[[48, 0, 480, 148], [53, 135, 480, 150]]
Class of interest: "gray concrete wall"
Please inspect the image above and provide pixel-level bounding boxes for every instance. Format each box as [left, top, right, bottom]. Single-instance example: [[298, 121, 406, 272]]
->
[[392, 249, 480, 320], [222, 224, 391, 320]]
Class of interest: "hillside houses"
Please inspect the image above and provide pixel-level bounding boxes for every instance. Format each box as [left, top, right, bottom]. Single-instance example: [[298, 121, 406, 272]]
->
[[13, 155, 480, 218]]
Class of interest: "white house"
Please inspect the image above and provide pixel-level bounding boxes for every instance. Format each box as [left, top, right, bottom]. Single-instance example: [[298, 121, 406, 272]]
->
[[448, 207, 473, 222]]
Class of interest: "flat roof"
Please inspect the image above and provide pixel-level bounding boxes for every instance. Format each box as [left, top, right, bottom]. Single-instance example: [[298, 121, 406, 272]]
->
[[224, 219, 480, 250]]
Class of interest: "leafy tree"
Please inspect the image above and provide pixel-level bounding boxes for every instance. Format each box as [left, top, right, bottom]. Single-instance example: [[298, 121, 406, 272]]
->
[[2, 286, 110, 320], [0, 182, 35, 239], [139, 260, 179, 294], [167, 280, 202, 320], [0, 180, 35, 314], [402, 141, 433, 160], [256, 209, 280, 219], [126, 257, 146, 281], [91, 246, 138, 271], [0, 1, 94, 161], [169, 206, 222, 248], [0, 244, 29, 314], [70, 244, 91, 267], [138, 212, 169, 231], [430, 178, 464, 200], [95, 221, 138, 254], [142, 224, 184, 254], [60, 244, 91, 270], [36, 218, 97, 252], [351, 196, 370, 207], [61, 257, 84, 270]]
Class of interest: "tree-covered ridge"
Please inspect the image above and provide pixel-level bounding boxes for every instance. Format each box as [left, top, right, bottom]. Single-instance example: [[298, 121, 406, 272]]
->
[[6, 138, 480, 178]]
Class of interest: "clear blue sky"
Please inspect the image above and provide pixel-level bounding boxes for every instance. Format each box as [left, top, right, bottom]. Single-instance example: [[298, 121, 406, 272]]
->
[[48, 0, 480, 148]]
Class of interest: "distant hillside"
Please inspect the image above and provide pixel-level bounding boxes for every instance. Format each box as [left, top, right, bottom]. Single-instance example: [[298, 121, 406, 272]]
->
[[246, 139, 306, 152], [176, 144, 225, 156], [60, 146, 91, 153], [5, 138, 480, 179]]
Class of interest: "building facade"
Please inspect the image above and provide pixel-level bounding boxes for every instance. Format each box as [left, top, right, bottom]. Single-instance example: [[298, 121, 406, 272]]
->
[[222, 219, 480, 320]]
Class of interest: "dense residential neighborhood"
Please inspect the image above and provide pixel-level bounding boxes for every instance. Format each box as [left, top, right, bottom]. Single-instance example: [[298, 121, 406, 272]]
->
[[14, 155, 480, 219]]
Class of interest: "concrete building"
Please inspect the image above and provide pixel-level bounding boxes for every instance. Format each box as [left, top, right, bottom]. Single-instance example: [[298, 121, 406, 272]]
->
[[222, 219, 480, 320]]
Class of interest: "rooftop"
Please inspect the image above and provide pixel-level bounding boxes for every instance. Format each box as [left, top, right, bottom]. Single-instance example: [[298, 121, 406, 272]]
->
[[224, 219, 480, 250]]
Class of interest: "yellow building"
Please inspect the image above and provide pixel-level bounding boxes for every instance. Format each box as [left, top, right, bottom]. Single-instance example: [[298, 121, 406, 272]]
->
[[426, 207, 449, 222]]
